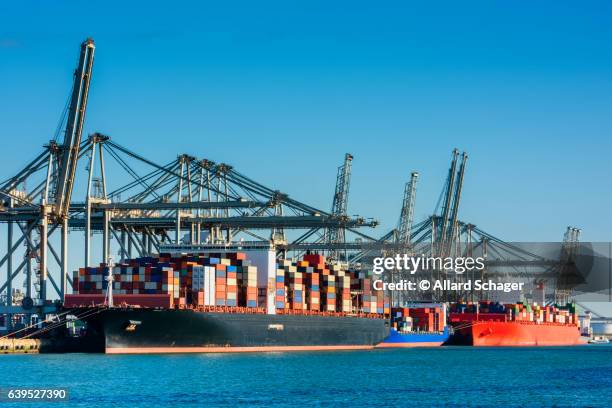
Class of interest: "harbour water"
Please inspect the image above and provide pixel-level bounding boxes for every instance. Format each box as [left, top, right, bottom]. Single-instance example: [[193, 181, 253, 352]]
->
[[0, 346, 610, 407]]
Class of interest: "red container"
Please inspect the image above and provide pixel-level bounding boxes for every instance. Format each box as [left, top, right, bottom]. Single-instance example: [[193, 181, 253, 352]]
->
[[303, 253, 326, 269]]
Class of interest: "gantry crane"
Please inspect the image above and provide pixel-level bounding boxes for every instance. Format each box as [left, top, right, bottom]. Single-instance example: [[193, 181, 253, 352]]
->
[[52, 38, 95, 221], [0, 40, 379, 332], [397, 171, 419, 247], [436, 149, 467, 257], [555, 226, 582, 304], [44, 38, 95, 300], [326, 153, 353, 259]]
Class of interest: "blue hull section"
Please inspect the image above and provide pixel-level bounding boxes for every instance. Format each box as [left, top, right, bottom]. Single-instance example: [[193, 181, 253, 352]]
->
[[378, 327, 449, 347]]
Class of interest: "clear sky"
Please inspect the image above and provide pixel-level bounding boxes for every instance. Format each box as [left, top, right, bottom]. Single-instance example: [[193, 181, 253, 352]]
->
[[1, 0, 612, 243]]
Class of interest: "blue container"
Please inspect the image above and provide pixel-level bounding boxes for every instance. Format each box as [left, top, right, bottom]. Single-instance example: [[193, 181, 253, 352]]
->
[[227, 265, 237, 272], [276, 276, 284, 283], [247, 300, 257, 308], [276, 301, 285, 309], [276, 289, 284, 296], [215, 299, 226, 306], [226, 299, 237, 307]]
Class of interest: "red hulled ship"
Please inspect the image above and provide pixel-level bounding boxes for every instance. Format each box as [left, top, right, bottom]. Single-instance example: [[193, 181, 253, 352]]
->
[[447, 301, 584, 346]]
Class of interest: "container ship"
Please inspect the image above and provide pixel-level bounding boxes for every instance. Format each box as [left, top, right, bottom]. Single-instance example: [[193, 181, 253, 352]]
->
[[62, 250, 390, 354], [447, 301, 584, 347], [376, 304, 450, 348]]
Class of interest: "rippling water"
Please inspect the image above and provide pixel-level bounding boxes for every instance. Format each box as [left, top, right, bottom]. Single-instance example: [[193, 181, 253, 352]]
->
[[0, 346, 611, 407]]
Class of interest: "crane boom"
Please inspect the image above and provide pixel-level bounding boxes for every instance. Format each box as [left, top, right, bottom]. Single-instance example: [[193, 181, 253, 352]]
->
[[331, 153, 353, 218], [327, 153, 353, 255], [439, 149, 459, 251], [398, 171, 419, 245], [53, 38, 95, 220], [447, 152, 468, 246]]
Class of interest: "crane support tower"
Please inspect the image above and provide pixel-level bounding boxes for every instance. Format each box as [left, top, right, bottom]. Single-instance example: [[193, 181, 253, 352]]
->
[[397, 171, 419, 247], [326, 153, 353, 259]]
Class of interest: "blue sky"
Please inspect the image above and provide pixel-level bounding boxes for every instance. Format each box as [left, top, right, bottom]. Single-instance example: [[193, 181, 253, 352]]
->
[[1, 0, 612, 244]]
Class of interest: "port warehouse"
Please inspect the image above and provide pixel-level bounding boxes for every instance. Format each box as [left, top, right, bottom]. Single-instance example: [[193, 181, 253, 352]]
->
[[0, 38, 601, 334]]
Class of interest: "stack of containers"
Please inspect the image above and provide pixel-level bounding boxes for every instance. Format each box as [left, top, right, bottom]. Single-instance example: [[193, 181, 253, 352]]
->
[[450, 302, 578, 327], [391, 307, 414, 332], [305, 270, 320, 311], [351, 270, 372, 313], [409, 307, 436, 332], [203, 264, 216, 306], [286, 263, 304, 310], [73, 264, 180, 296], [215, 264, 227, 306], [321, 274, 336, 312], [366, 294, 377, 314], [301, 254, 325, 312], [226, 264, 238, 307], [275, 261, 288, 309], [375, 288, 385, 314], [335, 271, 351, 312], [432, 306, 443, 332], [228, 252, 258, 308], [72, 251, 392, 315], [191, 265, 205, 306], [202, 257, 226, 306], [273, 254, 390, 315], [238, 266, 258, 308], [74, 266, 107, 293]]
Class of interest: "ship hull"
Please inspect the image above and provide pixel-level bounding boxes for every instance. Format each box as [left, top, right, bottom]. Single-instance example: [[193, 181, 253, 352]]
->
[[450, 321, 583, 347], [376, 328, 450, 348], [78, 308, 390, 354]]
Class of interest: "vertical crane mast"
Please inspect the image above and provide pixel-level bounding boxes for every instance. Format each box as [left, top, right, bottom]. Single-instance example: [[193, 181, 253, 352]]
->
[[438, 149, 459, 254], [447, 152, 468, 253], [557, 226, 581, 304], [53, 38, 95, 220], [327, 153, 353, 256], [397, 171, 419, 246], [331, 153, 353, 218]]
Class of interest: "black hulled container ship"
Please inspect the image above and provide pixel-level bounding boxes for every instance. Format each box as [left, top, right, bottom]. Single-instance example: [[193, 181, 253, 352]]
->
[[63, 244, 390, 353], [67, 307, 388, 354]]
